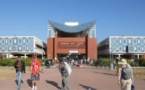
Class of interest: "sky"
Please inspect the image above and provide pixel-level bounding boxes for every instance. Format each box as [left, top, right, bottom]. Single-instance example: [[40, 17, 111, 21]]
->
[[0, 0, 145, 43]]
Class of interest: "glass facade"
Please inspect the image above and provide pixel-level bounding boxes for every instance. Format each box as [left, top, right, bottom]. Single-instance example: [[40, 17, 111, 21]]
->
[[110, 36, 145, 53], [0, 36, 34, 52]]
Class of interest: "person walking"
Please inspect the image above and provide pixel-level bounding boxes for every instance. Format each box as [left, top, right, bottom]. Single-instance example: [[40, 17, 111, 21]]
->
[[118, 58, 134, 90], [30, 56, 41, 90], [59, 58, 71, 90], [14, 56, 25, 90], [41, 59, 45, 73]]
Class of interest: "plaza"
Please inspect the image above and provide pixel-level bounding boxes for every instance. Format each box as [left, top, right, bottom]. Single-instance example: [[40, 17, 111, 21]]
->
[[0, 66, 145, 90]]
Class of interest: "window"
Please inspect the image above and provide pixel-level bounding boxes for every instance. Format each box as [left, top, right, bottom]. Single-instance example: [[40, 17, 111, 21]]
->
[[134, 39, 136, 44], [123, 39, 126, 44], [26, 39, 29, 43], [2, 47, 5, 51], [143, 38, 145, 43], [0, 38, 2, 44], [8, 47, 11, 51], [128, 38, 131, 44], [26, 46, 29, 51], [123, 46, 126, 51], [14, 38, 17, 43], [23, 38, 26, 43], [141, 47, 144, 51], [137, 38, 141, 44], [119, 38, 122, 44], [134, 46, 137, 51], [18, 46, 22, 51], [19, 39, 22, 43], [9, 39, 11, 43], [5, 38, 8, 44]]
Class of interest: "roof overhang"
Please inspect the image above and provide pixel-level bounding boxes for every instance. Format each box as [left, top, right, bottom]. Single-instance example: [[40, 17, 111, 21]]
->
[[48, 20, 96, 33]]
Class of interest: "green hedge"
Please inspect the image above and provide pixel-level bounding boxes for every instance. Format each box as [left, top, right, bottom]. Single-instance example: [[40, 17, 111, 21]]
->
[[93, 58, 145, 67], [0, 58, 54, 66], [93, 58, 111, 67]]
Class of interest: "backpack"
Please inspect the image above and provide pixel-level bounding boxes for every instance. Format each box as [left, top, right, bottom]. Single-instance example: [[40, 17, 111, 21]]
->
[[121, 66, 131, 80], [64, 62, 72, 75]]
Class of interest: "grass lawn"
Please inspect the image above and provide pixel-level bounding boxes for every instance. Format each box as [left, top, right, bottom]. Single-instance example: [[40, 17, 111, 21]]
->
[[0, 67, 31, 83]]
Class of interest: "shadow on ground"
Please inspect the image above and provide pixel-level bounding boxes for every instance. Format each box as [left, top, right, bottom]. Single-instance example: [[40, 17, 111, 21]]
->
[[27, 79, 32, 87], [15, 80, 24, 85], [94, 72, 116, 76], [45, 80, 61, 89], [79, 84, 97, 90]]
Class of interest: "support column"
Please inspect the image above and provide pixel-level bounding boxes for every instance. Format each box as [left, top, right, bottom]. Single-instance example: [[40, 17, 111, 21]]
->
[[118, 54, 121, 59], [137, 54, 140, 59], [24, 54, 27, 59]]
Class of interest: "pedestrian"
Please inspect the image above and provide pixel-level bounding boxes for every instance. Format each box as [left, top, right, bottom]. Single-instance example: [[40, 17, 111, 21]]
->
[[41, 59, 45, 73], [30, 56, 41, 90], [59, 58, 71, 90], [14, 56, 25, 90], [118, 58, 134, 90]]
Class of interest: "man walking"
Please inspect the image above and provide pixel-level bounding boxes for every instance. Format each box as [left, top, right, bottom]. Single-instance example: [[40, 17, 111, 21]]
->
[[14, 56, 25, 90], [59, 58, 71, 90], [31, 56, 41, 90]]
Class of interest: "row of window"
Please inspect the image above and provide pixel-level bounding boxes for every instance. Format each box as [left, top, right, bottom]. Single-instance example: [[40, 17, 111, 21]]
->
[[111, 46, 145, 52], [111, 38, 145, 44], [0, 38, 33, 44], [0, 46, 33, 51]]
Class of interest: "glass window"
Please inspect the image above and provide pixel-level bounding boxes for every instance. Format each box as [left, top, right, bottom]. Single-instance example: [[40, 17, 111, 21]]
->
[[137, 38, 141, 44], [116, 47, 119, 51], [9, 47, 11, 51], [23, 38, 26, 43], [123, 39, 126, 44], [119, 38, 122, 44], [18, 46, 22, 51], [14, 38, 17, 43], [128, 38, 131, 44], [5, 38, 8, 44], [134, 46, 137, 51], [141, 47, 144, 51], [143, 38, 145, 43], [9, 39, 11, 43], [124, 46, 126, 51], [2, 47, 5, 51], [19, 39, 21, 43], [26, 47, 29, 51], [26, 39, 29, 43], [134, 39, 136, 44], [0, 38, 2, 43]]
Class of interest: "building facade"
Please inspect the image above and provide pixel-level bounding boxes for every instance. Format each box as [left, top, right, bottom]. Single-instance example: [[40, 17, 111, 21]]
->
[[0, 36, 46, 58], [98, 36, 145, 59], [47, 20, 97, 60]]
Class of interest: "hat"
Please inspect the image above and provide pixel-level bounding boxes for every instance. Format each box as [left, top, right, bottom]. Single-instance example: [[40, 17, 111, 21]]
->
[[118, 58, 127, 65], [33, 56, 37, 59]]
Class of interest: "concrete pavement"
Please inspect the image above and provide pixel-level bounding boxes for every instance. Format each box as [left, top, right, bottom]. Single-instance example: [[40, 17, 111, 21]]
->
[[0, 65, 145, 90]]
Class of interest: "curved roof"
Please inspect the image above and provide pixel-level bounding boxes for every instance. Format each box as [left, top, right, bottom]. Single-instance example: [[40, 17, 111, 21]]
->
[[48, 20, 96, 33]]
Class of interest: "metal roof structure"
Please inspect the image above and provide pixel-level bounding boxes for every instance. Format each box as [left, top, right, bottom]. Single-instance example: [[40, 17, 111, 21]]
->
[[48, 20, 96, 33]]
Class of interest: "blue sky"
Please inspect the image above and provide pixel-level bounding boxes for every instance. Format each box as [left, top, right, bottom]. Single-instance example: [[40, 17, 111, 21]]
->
[[0, 0, 145, 43]]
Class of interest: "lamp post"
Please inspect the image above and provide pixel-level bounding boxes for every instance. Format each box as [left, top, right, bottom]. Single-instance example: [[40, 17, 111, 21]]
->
[[106, 42, 114, 70]]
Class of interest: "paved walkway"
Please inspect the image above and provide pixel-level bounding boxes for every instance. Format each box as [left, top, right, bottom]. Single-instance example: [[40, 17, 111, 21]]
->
[[0, 65, 145, 90]]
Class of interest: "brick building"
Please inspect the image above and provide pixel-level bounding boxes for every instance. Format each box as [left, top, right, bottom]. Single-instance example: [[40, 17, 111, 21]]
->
[[47, 20, 97, 60]]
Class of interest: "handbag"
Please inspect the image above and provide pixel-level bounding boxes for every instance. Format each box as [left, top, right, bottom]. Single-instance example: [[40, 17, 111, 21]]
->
[[131, 84, 135, 90]]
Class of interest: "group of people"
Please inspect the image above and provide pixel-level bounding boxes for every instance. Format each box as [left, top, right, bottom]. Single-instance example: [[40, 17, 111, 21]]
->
[[14, 56, 71, 90], [14, 55, 134, 90], [14, 56, 41, 90]]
